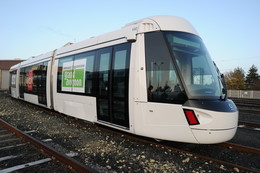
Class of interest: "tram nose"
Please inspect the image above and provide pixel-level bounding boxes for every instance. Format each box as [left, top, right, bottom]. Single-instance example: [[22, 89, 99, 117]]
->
[[183, 108, 238, 144]]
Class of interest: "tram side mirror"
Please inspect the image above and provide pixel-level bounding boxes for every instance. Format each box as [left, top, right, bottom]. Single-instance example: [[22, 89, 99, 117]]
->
[[220, 73, 224, 79], [220, 74, 227, 100], [220, 74, 226, 86], [222, 88, 226, 95], [221, 89, 227, 100]]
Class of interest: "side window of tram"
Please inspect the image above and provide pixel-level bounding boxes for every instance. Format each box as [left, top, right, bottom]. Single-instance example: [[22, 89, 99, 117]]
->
[[113, 49, 128, 98], [96, 49, 111, 120], [19, 68, 26, 98], [24, 66, 34, 93], [38, 62, 48, 105], [24, 65, 41, 94], [19, 62, 48, 104], [75, 52, 95, 94], [10, 71, 17, 88], [145, 32, 184, 103], [98, 52, 110, 96], [111, 46, 130, 124], [57, 53, 95, 95], [57, 56, 74, 92]]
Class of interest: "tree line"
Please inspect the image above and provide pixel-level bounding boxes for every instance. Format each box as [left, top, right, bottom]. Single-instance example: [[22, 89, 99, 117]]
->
[[224, 65, 260, 90]]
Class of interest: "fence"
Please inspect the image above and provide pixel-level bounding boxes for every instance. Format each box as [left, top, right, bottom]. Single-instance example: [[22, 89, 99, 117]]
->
[[228, 90, 260, 99]]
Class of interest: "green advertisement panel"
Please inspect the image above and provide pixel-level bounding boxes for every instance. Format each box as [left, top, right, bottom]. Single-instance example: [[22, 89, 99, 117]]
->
[[62, 59, 86, 93]]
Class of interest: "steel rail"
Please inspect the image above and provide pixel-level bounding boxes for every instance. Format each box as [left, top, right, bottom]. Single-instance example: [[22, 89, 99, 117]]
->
[[219, 142, 260, 155], [0, 118, 96, 173], [238, 109, 260, 114], [239, 121, 260, 128]]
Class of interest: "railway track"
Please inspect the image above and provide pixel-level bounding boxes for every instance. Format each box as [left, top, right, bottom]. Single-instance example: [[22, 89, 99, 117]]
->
[[239, 108, 260, 115], [219, 142, 260, 155], [231, 98, 260, 114], [239, 121, 260, 128], [0, 118, 94, 173], [230, 98, 260, 106]]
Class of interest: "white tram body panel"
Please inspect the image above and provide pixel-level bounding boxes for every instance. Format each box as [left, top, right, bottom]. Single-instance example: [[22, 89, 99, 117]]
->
[[134, 102, 198, 143], [9, 16, 238, 144], [52, 58, 97, 122]]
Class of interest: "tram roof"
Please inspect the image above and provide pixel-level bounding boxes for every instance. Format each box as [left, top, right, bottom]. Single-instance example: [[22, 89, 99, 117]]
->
[[10, 16, 198, 69]]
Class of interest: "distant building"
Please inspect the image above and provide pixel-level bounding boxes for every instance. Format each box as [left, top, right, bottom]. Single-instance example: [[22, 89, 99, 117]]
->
[[0, 60, 23, 90]]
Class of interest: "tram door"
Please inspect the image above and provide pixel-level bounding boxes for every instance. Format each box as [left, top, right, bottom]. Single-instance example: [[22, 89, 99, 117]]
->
[[96, 43, 131, 128]]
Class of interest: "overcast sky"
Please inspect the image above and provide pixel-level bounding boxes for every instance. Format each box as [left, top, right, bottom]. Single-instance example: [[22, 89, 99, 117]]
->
[[0, 0, 259, 73]]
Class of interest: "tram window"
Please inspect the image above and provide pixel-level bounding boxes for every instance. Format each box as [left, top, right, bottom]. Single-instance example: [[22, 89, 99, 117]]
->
[[96, 48, 112, 121], [58, 53, 95, 95], [112, 49, 127, 98], [111, 44, 130, 126], [38, 62, 48, 105], [16, 62, 47, 104], [75, 52, 95, 94], [19, 68, 26, 98], [19, 62, 48, 104], [192, 56, 213, 85], [165, 31, 222, 98], [10, 71, 17, 88], [98, 52, 111, 96], [24, 64, 41, 95], [145, 32, 186, 103], [96, 43, 130, 127], [57, 56, 74, 92], [32, 64, 40, 94], [24, 66, 31, 93]]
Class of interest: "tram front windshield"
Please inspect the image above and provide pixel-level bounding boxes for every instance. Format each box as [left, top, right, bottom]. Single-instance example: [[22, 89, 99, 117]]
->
[[164, 32, 224, 99]]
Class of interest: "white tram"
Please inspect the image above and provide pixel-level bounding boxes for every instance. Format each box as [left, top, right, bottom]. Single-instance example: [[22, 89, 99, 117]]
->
[[10, 16, 238, 144]]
